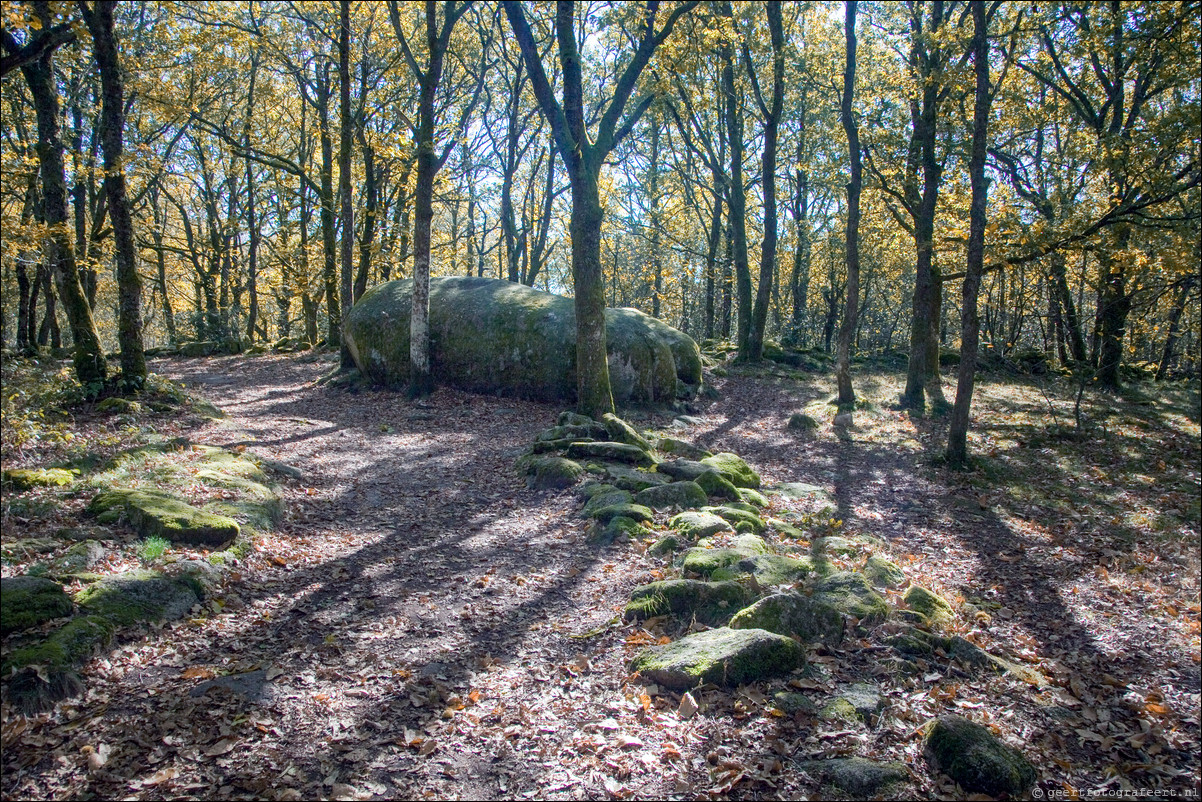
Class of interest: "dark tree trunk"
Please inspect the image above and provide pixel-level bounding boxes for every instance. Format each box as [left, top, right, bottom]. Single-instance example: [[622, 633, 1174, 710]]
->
[[836, 0, 861, 407], [354, 140, 378, 301], [17, 32, 107, 390], [718, 8, 751, 356], [338, 0, 354, 369], [1156, 277, 1195, 381], [947, 0, 992, 468], [244, 52, 261, 344], [317, 66, 339, 346]]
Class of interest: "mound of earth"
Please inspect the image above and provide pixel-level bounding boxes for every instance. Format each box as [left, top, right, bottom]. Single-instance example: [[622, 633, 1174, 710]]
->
[[343, 276, 702, 404]]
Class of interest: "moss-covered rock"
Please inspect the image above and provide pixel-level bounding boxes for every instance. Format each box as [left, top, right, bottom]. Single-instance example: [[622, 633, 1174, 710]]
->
[[811, 536, 859, 556], [769, 482, 834, 504], [37, 540, 105, 578], [864, 555, 907, 588], [787, 413, 820, 431], [634, 481, 707, 511], [588, 503, 654, 524], [813, 571, 890, 625], [2, 467, 75, 490], [567, 441, 657, 467], [728, 591, 845, 644], [737, 488, 769, 507], [1, 576, 74, 634], [648, 534, 683, 557], [654, 438, 712, 461], [557, 411, 596, 428], [702, 505, 765, 533], [903, 585, 955, 629], [524, 456, 585, 490], [536, 423, 608, 443], [715, 554, 824, 586], [2, 537, 60, 562], [590, 515, 652, 545], [97, 397, 137, 413], [923, 714, 1037, 797], [76, 569, 201, 626], [601, 413, 652, 451], [89, 488, 241, 546], [630, 627, 803, 689], [593, 463, 668, 492], [624, 579, 751, 625], [669, 511, 732, 539], [343, 276, 700, 404], [694, 470, 742, 501], [798, 758, 909, 798], [1, 615, 115, 713], [657, 458, 715, 481], [581, 488, 634, 517], [772, 691, 817, 714], [700, 452, 761, 488]]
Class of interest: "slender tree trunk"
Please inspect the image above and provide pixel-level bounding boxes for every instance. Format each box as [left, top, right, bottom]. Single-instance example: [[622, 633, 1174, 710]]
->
[[747, 0, 784, 361], [1156, 277, 1195, 381], [721, 222, 733, 340], [788, 138, 810, 347], [719, 16, 751, 356], [81, 0, 145, 389], [354, 140, 378, 300], [317, 66, 339, 346], [647, 113, 662, 318], [16, 259, 33, 352], [703, 180, 722, 341], [836, 0, 861, 407], [244, 53, 261, 344], [947, 0, 992, 468], [1095, 225, 1131, 390], [338, 1, 355, 369], [21, 46, 107, 390]]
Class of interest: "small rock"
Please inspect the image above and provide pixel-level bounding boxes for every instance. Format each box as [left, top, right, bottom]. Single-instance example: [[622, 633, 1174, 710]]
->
[[923, 714, 1037, 797], [799, 757, 909, 798], [669, 511, 732, 539], [864, 555, 907, 588], [630, 627, 803, 689], [903, 585, 956, 629], [624, 579, 751, 626], [634, 481, 707, 511], [699, 452, 761, 488], [729, 591, 844, 644]]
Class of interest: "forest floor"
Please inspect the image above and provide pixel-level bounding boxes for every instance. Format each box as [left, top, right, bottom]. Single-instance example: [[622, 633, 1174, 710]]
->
[[1, 351, 1199, 801]]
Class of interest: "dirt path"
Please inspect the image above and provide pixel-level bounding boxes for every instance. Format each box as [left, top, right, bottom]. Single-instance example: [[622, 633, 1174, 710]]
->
[[3, 353, 1198, 800]]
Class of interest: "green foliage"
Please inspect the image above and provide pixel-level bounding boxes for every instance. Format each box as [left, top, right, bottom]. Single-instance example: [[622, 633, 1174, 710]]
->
[[138, 535, 170, 562]]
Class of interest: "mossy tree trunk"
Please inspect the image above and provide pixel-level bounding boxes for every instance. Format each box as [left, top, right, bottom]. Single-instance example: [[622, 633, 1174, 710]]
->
[[81, 0, 146, 391], [338, 0, 355, 370], [7, 17, 108, 391]]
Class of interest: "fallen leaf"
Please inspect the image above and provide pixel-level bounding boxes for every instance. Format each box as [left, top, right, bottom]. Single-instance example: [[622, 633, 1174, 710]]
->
[[679, 692, 699, 720]]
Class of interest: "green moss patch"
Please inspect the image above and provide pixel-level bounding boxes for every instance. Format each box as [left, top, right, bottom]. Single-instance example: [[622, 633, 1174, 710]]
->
[[1, 576, 74, 635], [703, 505, 765, 533], [903, 585, 956, 629], [798, 758, 909, 798], [524, 456, 585, 490], [729, 591, 845, 643], [864, 555, 907, 588], [624, 579, 751, 626], [700, 452, 761, 488], [89, 488, 241, 546], [923, 714, 1037, 797], [76, 569, 202, 626], [813, 572, 890, 625], [634, 481, 707, 511], [630, 627, 803, 689], [669, 511, 733, 539], [2, 467, 76, 490], [567, 441, 657, 467]]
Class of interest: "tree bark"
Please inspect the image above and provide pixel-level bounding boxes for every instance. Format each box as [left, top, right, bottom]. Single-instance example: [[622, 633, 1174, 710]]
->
[[81, 0, 145, 389], [14, 24, 107, 390], [338, 0, 355, 369], [718, 3, 751, 356], [836, 0, 861, 407], [947, 0, 992, 468]]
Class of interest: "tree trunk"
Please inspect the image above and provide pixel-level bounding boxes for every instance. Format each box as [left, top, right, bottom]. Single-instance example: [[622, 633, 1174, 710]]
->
[[747, 0, 784, 362], [354, 140, 378, 300], [20, 43, 107, 390], [836, 0, 861, 407], [81, 0, 145, 389], [1156, 277, 1195, 381], [338, 0, 355, 369], [1095, 225, 1131, 391], [719, 13, 751, 356], [244, 52, 261, 344], [568, 170, 615, 415], [947, 0, 992, 468], [317, 66, 339, 346]]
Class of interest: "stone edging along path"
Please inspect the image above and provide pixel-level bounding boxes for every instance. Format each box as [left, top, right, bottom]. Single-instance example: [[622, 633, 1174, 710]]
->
[[519, 409, 1040, 798]]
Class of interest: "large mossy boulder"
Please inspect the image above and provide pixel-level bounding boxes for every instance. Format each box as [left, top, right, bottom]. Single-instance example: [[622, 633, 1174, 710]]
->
[[624, 579, 751, 625], [343, 277, 702, 404], [669, 511, 733, 539], [923, 714, 1037, 797], [524, 456, 584, 490], [0, 576, 74, 635], [630, 627, 803, 689], [729, 591, 845, 644], [903, 584, 956, 629], [2, 467, 76, 490], [89, 488, 241, 546]]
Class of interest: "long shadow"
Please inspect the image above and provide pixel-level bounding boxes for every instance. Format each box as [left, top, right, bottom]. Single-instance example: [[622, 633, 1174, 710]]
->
[[20, 354, 629, 798]]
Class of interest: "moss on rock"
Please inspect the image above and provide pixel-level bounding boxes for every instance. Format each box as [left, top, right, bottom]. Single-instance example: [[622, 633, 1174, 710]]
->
[[630, 627, 803, 689], [89, 488, 241, 546], [634, 481, 707, 511], [654, 438, 712, 461], [1, 576, 75, 634], [798, 758, 910, 798], [864, 555, 907, 588], [76, 569, 201, 626], [581, 488, 634, 517], [813, 571, 890, 625], [648, 534, 683, 557], [694, 470, 742, 501], [700, 452, 761, 488], [588, 503, 654, 524], [1, 615, 115, 713], [903, 585, 956, 629], [525, 456, 585, 490], [343, 277, 700, 404], [669, 511, 732, 539], [923, 714, 1037, 797], [624, 579, 751, 625], [2, 467, 76, 490], [601, 413, 651, 451], [728, 591, 845, 644], [567, 441, 657, 467], [702, 505, 765, 533]]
